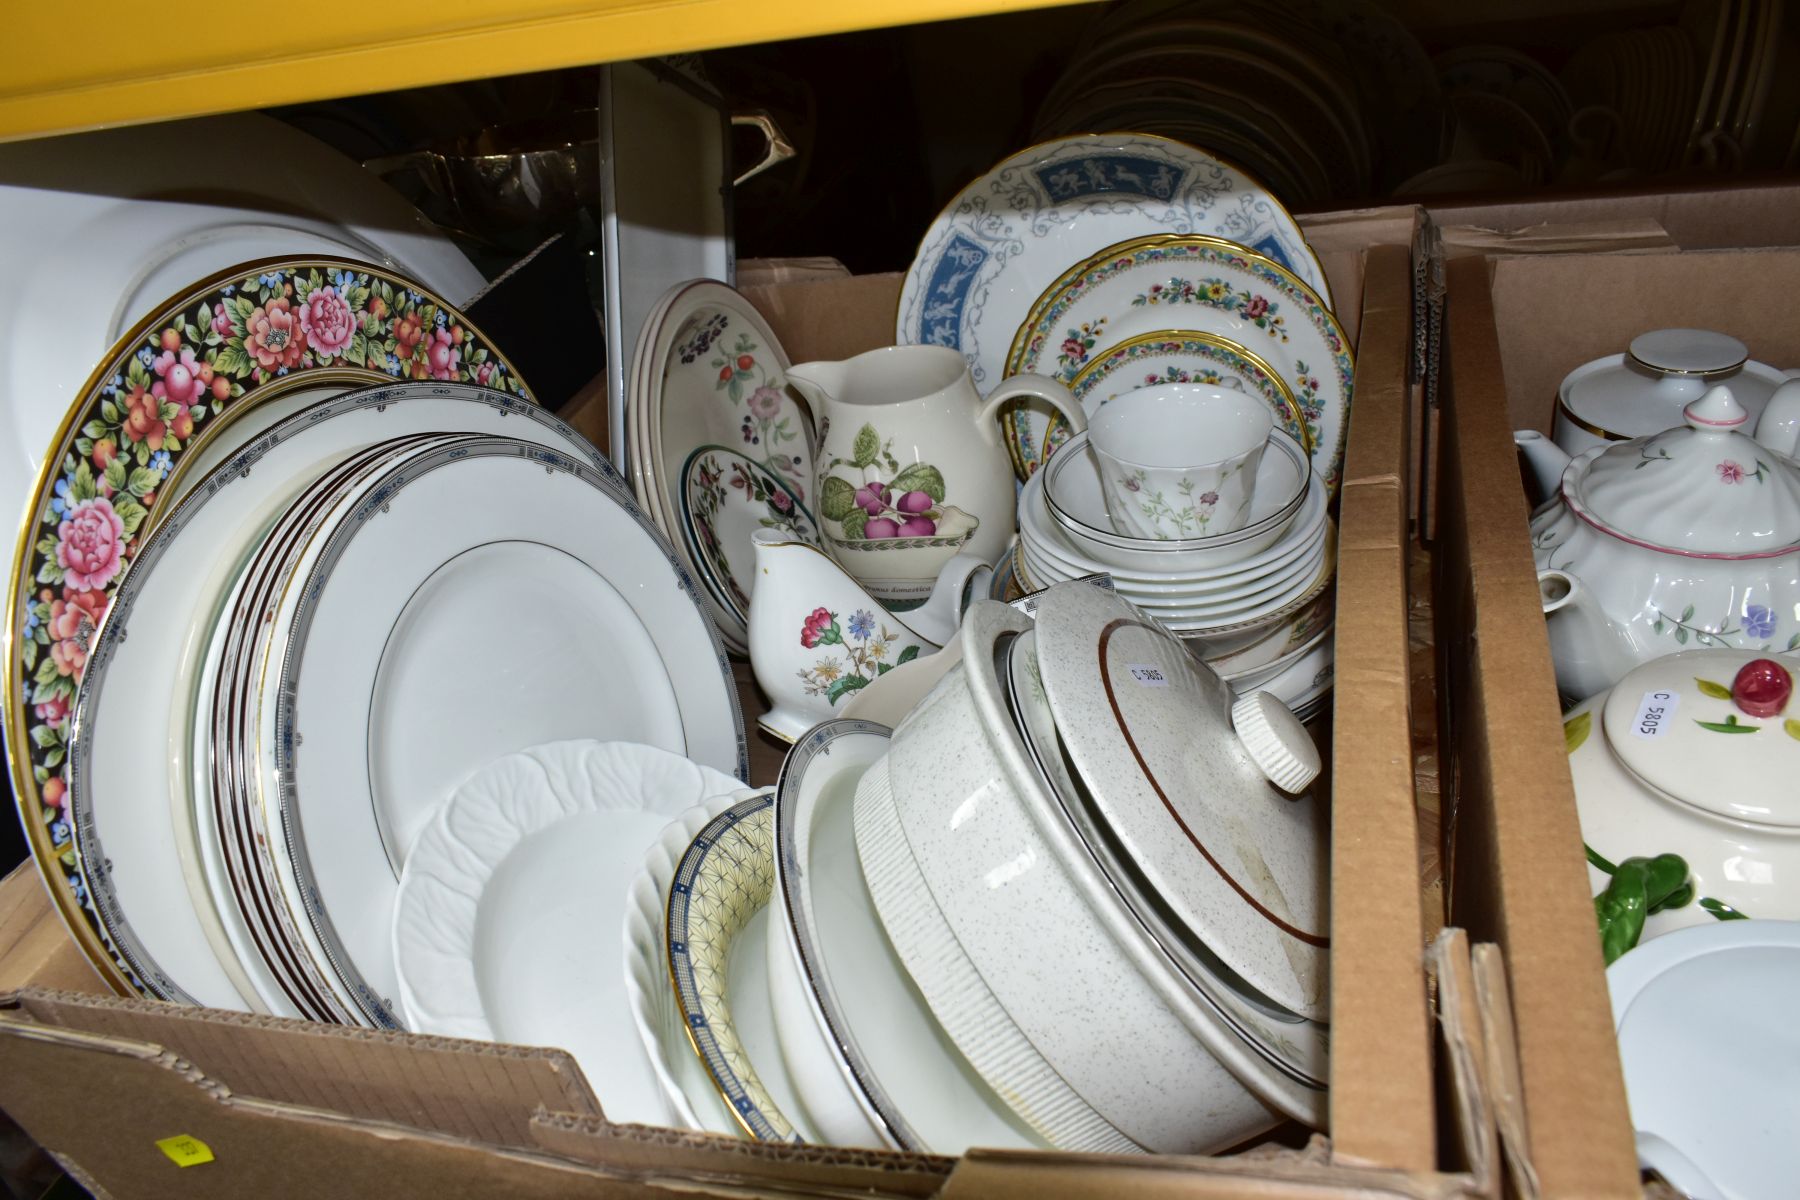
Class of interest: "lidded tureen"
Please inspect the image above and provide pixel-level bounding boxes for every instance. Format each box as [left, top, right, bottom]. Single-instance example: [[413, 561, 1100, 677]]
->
[[1564, 648, 1800, 947], [1534, 328, 1790, 464], [1532, 385, 1800, 700]]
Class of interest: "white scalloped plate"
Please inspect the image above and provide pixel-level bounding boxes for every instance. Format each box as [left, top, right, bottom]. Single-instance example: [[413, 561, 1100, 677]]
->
[[393, 740, 755, 1125]]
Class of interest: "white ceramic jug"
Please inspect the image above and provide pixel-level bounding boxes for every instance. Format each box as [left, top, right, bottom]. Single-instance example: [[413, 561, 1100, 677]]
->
[[785, 344, 1086, 602]]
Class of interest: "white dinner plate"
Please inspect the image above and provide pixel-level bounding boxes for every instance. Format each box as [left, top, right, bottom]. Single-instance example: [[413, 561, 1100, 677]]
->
[[782, 721, 1048, 1153], [63, 382, 677, 1005], [191, 435, 463, 1022], [265, 436, 745, 1025], [394, 740, 756, 1124], [0, 113, 484, 563], [897, 133, 1328, 397]]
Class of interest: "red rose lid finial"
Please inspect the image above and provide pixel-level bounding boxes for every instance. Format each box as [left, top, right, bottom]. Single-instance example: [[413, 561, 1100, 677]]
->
[[1731, 658, 1794, 719]]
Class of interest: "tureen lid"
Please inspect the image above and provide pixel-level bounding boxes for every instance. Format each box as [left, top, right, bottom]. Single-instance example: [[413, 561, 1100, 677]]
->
[[1569, 386, 1800, 555], [1627, 328, 1748, 376], [1031, 582, 1328, 1021], [1599, 649, 1800, 827]]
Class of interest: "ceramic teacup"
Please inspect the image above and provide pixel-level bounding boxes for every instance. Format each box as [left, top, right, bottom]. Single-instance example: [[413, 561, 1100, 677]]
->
[[1088, 384, 1274, 540]]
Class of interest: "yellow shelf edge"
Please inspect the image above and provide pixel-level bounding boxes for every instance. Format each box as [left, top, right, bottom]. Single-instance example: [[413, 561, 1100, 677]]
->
[[0, 0, 1091, 143]]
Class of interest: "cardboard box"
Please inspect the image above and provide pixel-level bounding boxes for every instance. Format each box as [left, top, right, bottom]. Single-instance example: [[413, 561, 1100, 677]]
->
[[0, 210, 1467, 1196], [1429, 251, 1692, 1198]]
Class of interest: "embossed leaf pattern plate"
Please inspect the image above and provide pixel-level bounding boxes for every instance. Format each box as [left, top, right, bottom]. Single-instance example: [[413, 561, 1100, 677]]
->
[[394, 741, 754, 1126]]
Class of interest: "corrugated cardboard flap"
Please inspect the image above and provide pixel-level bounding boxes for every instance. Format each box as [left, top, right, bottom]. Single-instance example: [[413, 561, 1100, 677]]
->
[[0, 1016, 746, 1200], [531, 1111, 952, 1197], [1325, 243, 1434, 1172], [1, 986, 598, 1150], [1434, 255, 1640, 1197]]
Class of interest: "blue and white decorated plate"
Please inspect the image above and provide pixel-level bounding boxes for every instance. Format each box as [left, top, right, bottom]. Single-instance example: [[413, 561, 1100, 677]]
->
[[896, 134, 1329, 396]]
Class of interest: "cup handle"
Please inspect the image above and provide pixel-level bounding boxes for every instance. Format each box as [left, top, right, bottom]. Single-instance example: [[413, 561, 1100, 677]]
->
[[974, 373, 1088, 449]]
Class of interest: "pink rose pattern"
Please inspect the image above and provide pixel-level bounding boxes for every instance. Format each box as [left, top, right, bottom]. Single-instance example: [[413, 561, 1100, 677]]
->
[[297, 285, 356, 358], [54, 498, 125, 591], [15, 263, 528, 926], [1719, 460, 1746, 484]]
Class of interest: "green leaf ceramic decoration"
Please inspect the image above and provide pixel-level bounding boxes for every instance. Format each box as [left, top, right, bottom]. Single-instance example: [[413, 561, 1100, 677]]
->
[[1695, 714, 1760, 734], [1564, 710, 1592, 754], [1530, 385, 1800, 699], [1698, 896, 1750, 921], [1593, 853, 1693, 964], [785, 344, 1087, 604], [1566, 648, 1800, 953]]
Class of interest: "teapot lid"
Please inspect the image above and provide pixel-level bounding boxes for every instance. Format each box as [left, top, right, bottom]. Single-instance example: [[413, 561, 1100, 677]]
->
[[1599, 650, 1800, 827], [1567, 386, 1800, 556]]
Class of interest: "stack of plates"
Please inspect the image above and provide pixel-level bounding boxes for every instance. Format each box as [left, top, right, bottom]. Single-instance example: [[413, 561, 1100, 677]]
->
[[899, 132, 1346, 715], [1015, 430, 1334, 718], [626, 279, 817, 655], [9, 255, 745, 1016], [612, 584, 1329, 1155]]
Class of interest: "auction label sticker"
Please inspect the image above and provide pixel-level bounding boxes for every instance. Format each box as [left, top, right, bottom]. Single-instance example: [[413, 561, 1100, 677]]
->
[[1631, 690, 1680, 739]]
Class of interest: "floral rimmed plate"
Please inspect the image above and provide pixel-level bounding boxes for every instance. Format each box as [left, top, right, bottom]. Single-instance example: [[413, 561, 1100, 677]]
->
[[666, 794, 806, 1142], [1005, 235, 1352, 494], [896, 133, 1328, 396], [8, 256, 531, 997], [1069, 330, 1307, 452], [679, 445, 819, 645], [630, 280, 815, 651]]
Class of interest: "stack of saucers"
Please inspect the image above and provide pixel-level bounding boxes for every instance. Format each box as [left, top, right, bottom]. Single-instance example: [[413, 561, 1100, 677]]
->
[[1014, 424, 1334, 719]]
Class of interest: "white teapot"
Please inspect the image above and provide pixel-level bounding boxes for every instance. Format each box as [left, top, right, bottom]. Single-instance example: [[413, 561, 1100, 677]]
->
[[1532, 385, 1800, 700], [1563, 648, 1800, 944]]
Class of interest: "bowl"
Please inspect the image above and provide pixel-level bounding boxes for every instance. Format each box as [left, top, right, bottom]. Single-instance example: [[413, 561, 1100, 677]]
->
[[864, 599, 1314, 1152], [765, 718, 1049, 1153], [1023, 456, 1325, 580], [1044, 428, 1309, 564]]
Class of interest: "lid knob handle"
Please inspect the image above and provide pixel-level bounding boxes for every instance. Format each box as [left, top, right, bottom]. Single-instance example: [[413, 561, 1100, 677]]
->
[[1732, 658, 1794, 719], [1683, 384, 1749, 432], [1231, 691, 1321, 794]]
